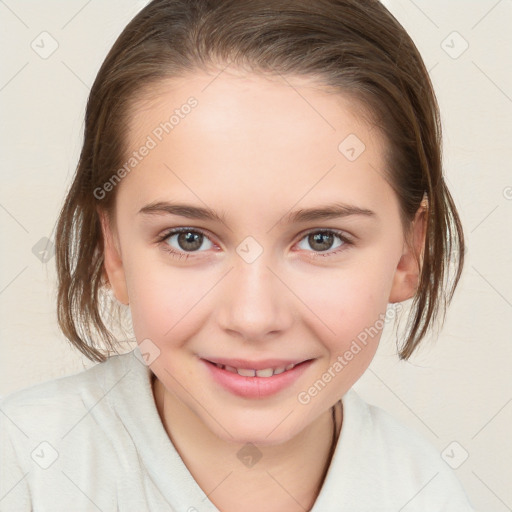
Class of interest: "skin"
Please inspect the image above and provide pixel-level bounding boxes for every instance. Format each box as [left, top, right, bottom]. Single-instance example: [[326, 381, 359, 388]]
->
[[99, 68, 426, 512]]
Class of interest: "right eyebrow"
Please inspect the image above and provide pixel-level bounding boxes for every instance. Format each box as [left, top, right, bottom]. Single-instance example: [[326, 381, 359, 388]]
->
[[137, 201, 227, 223]]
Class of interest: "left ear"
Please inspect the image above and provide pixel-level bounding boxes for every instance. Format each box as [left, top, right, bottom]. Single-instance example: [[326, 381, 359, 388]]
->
[[388, 199, 428, 303]]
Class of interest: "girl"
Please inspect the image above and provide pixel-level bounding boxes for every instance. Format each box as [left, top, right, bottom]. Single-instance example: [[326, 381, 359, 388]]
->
[[1, 0, 477, 510]]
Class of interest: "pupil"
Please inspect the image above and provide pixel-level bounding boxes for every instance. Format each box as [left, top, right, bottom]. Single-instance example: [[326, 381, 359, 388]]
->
[[178, 232, 202, 251], [310, 232, 333, 251]]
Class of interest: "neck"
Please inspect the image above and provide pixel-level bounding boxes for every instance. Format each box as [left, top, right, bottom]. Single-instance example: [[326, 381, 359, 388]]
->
[[152, 375, 343, 512]]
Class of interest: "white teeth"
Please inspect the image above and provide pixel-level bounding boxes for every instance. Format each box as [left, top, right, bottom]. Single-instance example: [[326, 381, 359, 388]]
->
[[255, 368, 274, 378], [212, 361, 301, 376], [237, 368, 256, 377], [237, 363, 298, 377]]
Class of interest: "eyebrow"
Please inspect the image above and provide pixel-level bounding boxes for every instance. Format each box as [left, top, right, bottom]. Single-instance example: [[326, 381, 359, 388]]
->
[[137, 200, 376, 224]]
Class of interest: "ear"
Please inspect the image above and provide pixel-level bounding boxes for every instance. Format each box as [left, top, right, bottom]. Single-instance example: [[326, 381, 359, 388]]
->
[[97, 207, 129, 305], [388, 200, 427, 303]]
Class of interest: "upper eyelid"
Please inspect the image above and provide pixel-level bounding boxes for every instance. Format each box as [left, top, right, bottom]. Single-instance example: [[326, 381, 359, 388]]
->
[[159, 226, 215, 243]]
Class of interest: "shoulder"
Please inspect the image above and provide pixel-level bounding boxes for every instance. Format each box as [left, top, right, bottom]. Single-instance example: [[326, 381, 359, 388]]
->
[[334, 389, 477, 511], [352, 390, 441, 460], [0, 350, 146, 510], [2, 352, 126, 411], [0, 351, 138, 443], [343, 388, 449, 467]]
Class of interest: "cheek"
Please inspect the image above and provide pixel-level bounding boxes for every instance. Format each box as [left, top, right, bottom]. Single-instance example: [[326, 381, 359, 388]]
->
[[125, 253, 211, 343], [295, 254, 397, 374], [300, 259, 394, 330]]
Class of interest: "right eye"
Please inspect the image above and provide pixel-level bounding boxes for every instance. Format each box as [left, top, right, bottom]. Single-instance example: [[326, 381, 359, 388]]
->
[[157, 228, 215, 259]]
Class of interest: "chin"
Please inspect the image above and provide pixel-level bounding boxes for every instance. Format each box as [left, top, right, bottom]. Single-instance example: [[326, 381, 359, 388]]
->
[[208, 416, 301, 447]]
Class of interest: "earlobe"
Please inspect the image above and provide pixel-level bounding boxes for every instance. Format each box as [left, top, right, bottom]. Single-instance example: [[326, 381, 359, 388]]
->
[[97, 207, 130, 305], [388, 203, 427, 303]]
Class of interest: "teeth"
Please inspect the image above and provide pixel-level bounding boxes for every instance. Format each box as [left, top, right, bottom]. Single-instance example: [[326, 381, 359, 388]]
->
[[255, 368, 274, 378], [237, 368, 256, 377], [213, 361, 299, 377]]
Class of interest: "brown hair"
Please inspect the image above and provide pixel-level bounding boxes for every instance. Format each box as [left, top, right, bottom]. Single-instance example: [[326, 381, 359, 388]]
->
[[54, 0, 464, 363]]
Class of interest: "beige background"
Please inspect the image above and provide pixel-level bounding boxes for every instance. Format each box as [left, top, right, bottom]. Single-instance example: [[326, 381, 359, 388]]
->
[[1, 1, 511, 510]]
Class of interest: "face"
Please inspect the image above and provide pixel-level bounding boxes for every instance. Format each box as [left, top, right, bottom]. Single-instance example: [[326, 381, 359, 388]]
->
[[100, 69, 422, 445]]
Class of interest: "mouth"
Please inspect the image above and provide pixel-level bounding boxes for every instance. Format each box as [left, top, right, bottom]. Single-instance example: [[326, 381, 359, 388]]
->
[[201, 357, 315, 398]]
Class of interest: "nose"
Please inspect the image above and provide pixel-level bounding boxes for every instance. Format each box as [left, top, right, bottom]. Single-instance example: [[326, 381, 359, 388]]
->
[[217, 256, 294, 342]]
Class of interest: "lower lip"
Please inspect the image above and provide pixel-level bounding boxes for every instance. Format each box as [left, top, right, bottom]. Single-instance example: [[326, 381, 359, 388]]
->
[[201, 359, 314, 399]]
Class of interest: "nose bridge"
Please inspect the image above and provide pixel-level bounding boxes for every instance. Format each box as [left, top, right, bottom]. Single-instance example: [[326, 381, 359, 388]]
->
[[217, 250, 292, 339]]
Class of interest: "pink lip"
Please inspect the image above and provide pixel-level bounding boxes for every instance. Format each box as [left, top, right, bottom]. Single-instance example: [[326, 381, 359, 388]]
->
[[201, 358, 314, 399]]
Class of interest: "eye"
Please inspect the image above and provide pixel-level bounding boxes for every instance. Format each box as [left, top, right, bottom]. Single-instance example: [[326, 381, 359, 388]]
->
[[296, 229, 352, 257], [157, 228, 214, 259], [156, 227, 353, 260]]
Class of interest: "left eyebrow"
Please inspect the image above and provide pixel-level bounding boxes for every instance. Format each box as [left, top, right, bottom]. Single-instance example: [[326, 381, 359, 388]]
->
[[281, 202, 376, 224]]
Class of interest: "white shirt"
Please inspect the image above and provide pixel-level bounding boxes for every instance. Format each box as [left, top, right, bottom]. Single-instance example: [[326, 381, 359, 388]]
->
[[0, 348, 477, 511]]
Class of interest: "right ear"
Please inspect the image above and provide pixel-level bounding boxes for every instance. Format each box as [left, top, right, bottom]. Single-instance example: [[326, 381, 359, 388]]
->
[[97, 207, 129, 305]]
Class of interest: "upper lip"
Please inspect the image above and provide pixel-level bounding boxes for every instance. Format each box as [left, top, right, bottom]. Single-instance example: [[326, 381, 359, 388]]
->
[[202, 357, 312, 370]]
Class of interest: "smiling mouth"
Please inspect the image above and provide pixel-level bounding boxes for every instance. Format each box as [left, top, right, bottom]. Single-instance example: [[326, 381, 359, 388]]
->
[[204, 359, 311, 378]]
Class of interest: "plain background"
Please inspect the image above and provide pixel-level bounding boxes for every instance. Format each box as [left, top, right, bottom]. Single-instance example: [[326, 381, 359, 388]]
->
[[0, 1, 511, 510]]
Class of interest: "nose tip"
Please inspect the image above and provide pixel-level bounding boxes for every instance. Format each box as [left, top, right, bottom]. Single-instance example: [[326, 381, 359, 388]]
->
[[216, 259, 293, 341]]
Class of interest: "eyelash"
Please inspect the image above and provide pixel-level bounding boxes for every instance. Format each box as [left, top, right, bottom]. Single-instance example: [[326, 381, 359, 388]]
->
[[156, 227, 353, 261]]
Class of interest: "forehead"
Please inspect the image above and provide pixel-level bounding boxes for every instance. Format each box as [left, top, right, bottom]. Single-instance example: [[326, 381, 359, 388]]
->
[[117, 70, 394, 224], [128, 69, 374, 145]]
